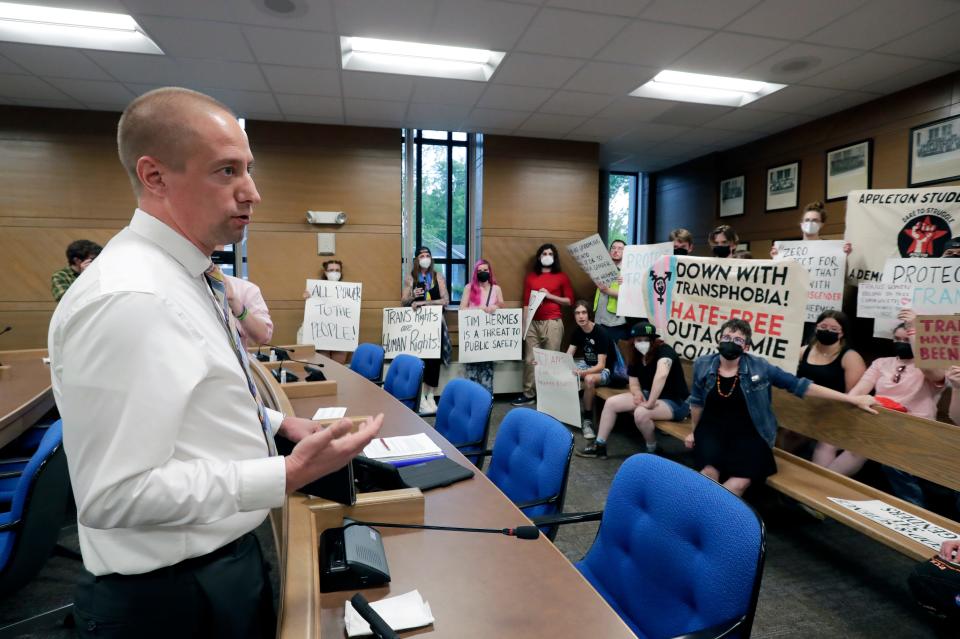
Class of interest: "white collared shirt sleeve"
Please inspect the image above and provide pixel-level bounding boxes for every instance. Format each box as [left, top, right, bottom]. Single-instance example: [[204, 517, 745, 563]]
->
[[267, 408, 284, 436]]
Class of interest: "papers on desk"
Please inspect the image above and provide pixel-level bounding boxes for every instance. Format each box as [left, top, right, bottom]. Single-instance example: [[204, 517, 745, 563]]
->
[[312, 406, 347, 420], [362, 433, 444, 466], [344, 590, 434, 637]]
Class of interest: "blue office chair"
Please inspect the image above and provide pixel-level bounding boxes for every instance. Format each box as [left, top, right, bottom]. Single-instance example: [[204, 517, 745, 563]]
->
[[432, 379, 493, 469], [382, 354, 425, 411], [543, 455, 766, 639], [349, 343, 385, 382], [0, 426, 52, 508], [485, 408, 573, 541]]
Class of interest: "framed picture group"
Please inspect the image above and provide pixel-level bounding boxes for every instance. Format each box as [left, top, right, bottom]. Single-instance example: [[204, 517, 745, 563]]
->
[[909, 114, 960, 187]]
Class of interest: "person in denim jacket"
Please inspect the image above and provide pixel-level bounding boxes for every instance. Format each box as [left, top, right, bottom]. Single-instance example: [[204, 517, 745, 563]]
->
[[685, 319, 877, 496]]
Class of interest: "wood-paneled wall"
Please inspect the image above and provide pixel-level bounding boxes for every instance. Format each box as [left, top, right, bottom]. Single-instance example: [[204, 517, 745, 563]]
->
[[652, 71, 960, 254]]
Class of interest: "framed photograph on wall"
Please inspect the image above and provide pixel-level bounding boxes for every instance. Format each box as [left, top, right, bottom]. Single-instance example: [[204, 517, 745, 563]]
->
[[719, 175, 745, 217], [766, 161, 799, 212], [910, 115, 960, 186], [825, 139, 872, 201]]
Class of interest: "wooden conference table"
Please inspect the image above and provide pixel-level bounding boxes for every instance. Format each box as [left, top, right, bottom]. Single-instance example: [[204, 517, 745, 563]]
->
[[0, 348, 54, 449], [250, 348, 635, 639]]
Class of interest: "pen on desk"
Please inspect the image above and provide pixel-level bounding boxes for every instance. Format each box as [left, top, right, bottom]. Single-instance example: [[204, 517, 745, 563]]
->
[[379, 437, 390, 450]]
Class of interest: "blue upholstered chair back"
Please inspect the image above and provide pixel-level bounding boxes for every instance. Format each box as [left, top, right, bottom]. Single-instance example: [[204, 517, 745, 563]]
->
[[0, 420, 71, 597], [576, 455, 765, 639], [383, 354, 424, 411], [349, 343, 385, 382], [486, 408, 573, 538], [433, 379, 493, 468]]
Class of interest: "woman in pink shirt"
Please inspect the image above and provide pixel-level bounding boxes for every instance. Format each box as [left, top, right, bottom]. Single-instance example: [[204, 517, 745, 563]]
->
[[459, 259, 504, 394]]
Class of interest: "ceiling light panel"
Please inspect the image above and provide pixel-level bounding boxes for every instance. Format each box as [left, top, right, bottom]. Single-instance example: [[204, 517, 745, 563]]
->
[[341, 36, 504, 82], [630, 69, 784, 107]]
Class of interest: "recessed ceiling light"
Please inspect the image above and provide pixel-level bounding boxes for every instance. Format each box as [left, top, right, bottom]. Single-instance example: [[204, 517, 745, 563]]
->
[[630, 70, 785, 107], [0, 1, 162, 54], [340, 36, 504, 81]]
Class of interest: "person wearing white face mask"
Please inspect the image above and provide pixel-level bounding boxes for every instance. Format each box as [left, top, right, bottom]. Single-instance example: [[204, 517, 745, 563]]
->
[[577, 321, 689, 459], [401, 246, 450, 413], [770, 201, 853, 257], [308, 260, 349, 364]]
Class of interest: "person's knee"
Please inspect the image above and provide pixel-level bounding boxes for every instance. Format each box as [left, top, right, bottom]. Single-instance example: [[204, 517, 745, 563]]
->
[[585, 375, 597, 388]]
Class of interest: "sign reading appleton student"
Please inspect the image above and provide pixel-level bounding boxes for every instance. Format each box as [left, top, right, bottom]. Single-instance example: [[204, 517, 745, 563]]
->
[[458, 309, 522, 363], [773, 240, 845, 322], [913, 315, 960, 370], [845, 187, 960, 285], [617, 242, 674, 318], [381, 306, 442, 359], [534, 348, 582, 428], [644, 256, 809, 371], [303, 279, 362, 352], [566, 234, 620, 287]]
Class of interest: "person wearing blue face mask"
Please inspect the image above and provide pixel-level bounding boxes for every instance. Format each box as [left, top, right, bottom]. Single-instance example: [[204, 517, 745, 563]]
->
[[686, 318, 878, 496]]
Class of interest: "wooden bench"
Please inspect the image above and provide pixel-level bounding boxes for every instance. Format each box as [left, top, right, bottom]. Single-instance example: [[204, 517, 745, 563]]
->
[[592, 367, 960, 562]]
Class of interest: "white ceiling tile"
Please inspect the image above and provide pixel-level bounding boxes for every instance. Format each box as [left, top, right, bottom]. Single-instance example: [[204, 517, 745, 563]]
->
[[669, 127, 751, 147], [670, 32, 789, 76], [465, 108, 531, 129], [181, 60, 270, 91], [516, 112, 586, 135], [201, 89, 281, 116], [743, 84, 843, 113], [0, 74, 70, 101], [123, 0, 232, 21], [652, 103, 734, 126], [798, 90, 876, 117], [10, 96, 85, 109], [741, 42, 861, 83], [287, 114, 344, 125], [707, 107, 793, 131], [228, 0, 335, 31], [333, 0, 436, 41], [0, 54, 25, 74], [640, 0, 760, 29], [860, 60, 959, 94], [0, 44, 112, 80], [597, 96, 678, 120], [764, 112, 816, 133], [243, 111, 287, 122], [411, 78, 487, 106], [84, 102, 127, 112], [44, 78, 135, 104], [406, 102, 472, 128], [341, 72, 414, 100], [343, 98, 408, 121], [137, 16, 254, 61], [803, 53, 927, 91], [84, 52, 185, 84], [243, 26, 338, 68], [491, 53, 584, 88], [546, 0, 651, 17], [877, 13, 960, 60], [610, 122, 691, 145], [726, 0, 867, 40], [275, 93, 344, 118], [478, 84, 554, 110], [805, 0, 960, 50], [595, 20, 713, 66], [568, 118, 631, 141], [516, 8, 630, 58], [261, 65, 341, 96], [430, 1, 538, 50], [539, 91, 615, 116], [563, 61, 658, 95]]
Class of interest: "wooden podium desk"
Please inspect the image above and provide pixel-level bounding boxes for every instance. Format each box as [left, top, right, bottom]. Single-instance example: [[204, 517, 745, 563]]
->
[[0, 348, 54, 449], [251, 349, 634, 639]]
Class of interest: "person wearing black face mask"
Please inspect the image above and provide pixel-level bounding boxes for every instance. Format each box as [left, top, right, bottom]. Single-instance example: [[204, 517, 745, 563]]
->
[[670, 228, 694, 256], [707, 224, 738, 259], [794, 311, 869, 476], [459, 259, 504, 394], [686, 319, 877, 496]]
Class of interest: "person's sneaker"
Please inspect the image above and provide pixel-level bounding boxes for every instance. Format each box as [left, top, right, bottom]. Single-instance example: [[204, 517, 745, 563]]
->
[[511, 394, 535, 406], [575, 442, 607, 459], [581, 419, 596, 440]]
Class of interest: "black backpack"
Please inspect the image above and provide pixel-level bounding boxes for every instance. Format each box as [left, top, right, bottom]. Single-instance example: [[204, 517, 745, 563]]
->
[[909, 555, 960, 620]]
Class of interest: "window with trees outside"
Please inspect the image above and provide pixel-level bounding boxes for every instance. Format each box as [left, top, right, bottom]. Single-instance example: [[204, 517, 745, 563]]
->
[[412, 130, 469, 303], [607, 172, 638, 244]]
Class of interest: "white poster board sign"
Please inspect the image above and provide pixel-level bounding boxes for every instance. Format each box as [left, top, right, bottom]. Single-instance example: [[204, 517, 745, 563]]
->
[[617, 242, 674, 317], [524, 289, 547, 337], [303, 279, 362, 352], [828, 498, 959, 552], [873, 258, 960, 337], [458, 309, 522, 363], [381, 306, 442, 359], [566, 234, 619, 286], [856, 282, 914, 320], [773, 240, 846, 322], [534, 348, 581, 428]]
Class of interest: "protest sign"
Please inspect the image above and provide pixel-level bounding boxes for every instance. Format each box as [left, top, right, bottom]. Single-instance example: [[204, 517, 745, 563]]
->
[[913, 315, 960, 369], [645, 256, 808, 371], [773, 240, 845, 322], [617, 242, 673, 318], [828, 498, 959, 552], [381, 306, 442, 359], [534, 348, 581, 428], [844, 187, 960, 285], [881, 258, 960, 314], [566, 234, 620, 287], [856, 282, 913, 320], [303, 279, 362, 352], [458, 309, 522, 363], [524, 289, 547, 337]]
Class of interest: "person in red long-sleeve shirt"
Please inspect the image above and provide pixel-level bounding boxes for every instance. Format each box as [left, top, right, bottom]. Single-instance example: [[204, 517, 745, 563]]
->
[[512, 243, 574, 405]]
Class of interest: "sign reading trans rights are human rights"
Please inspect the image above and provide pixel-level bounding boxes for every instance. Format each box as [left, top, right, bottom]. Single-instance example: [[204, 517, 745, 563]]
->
[[644, 256, 808, 371]]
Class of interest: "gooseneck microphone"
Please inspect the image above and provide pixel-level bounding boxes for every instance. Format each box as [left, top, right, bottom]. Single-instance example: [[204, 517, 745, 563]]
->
[[0, 326, 11, 337], [344, 519, 540, 540], [349, 593, 400, 639], [255, 343, 295, 362]]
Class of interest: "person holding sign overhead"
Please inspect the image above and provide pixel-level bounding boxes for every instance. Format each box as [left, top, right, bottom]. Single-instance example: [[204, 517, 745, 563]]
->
[[401, 246, 449, 414], [685, 318, 877, 496], [513, 243, 574, 406], [594, 239, 630, 343], [459, 259, 504, 394]]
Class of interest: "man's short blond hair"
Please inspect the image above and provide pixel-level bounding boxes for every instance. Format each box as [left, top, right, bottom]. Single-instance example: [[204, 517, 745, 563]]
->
[[117, 87, 234, 195], [669, 228, 694, 244]]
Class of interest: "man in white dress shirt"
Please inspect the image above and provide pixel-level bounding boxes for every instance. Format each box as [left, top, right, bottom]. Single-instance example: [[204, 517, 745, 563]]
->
[[48, 87, 383, 638]]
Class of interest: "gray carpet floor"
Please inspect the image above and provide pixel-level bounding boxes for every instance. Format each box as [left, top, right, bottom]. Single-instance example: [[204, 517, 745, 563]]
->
[[1, 399, 953, 638]]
